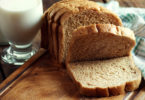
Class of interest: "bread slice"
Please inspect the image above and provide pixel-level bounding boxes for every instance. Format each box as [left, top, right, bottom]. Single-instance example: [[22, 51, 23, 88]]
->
[[56, 0, 123, 63], [42, 0, 123, 63], [51, 0, 92, 61], [67, 24, 136, 62], [66, 56, 141, 97], [51, 7, 74, 60], [41, 6, 58, 55], [48, 5, 67, 59], [42, 1, 70, 59], [50, 8, 67, 60], [44, 0, 87, 60]]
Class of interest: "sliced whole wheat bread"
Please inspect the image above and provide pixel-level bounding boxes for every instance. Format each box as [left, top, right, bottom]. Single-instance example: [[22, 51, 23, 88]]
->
[[43, 2, 69, 59], [67, 24, 136, 62], [41, 0, 141, 98], [49, 8, 66, 60], [42, 0, 123, 63], [48, 5, 67, 59], [66, 56, 141, 97], [44, 0, 87, 60], [56, 0, 123, 64], [51, 7, 73, 60], [51, 0, 93, 62]]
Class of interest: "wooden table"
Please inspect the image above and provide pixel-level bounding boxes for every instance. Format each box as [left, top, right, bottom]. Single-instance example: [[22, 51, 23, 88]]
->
[[0, 0, 145, 99]]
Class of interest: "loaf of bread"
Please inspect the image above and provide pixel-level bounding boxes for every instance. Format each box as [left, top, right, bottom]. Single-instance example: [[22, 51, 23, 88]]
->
[[66, 56, 141, 97], [41, 0, 123, 63], [41, 0, 89, 61], [67, 24, 136, 62], [46, 0, 86, 60], [41, 0, 141, 97]]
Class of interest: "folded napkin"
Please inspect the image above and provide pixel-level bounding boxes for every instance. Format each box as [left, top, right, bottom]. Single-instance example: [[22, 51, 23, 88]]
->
[[98, 0, 145, 79]]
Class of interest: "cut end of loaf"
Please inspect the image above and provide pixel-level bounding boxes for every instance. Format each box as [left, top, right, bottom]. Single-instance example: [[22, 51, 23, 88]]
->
[[66, 56, 141, 97], [67, 24, 136, 62], [43, 0, 123, 63], [58, 4, 122, 63]]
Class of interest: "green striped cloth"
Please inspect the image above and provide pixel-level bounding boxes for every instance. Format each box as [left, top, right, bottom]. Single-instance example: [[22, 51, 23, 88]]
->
[[98, 0, 145, 79]]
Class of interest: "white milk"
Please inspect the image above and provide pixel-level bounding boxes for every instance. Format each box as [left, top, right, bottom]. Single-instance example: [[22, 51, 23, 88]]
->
[[0, 0, 43, 45]]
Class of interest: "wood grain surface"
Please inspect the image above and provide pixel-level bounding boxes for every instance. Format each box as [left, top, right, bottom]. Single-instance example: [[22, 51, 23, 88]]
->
[[0, 49, 46, 93]]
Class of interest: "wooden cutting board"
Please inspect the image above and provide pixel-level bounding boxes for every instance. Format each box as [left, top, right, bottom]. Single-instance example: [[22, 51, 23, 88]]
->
[[0, 48, 144, 100]]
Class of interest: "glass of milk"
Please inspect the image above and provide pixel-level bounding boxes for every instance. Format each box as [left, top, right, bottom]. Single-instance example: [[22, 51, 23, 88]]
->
[[0, 0, 43, 65]]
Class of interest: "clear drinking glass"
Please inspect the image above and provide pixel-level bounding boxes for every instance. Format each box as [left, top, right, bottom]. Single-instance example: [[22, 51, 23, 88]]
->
[[0, 0, 43, 65]]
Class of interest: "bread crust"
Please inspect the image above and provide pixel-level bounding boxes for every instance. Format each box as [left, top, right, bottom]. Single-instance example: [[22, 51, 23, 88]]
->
[[125, 66, 142, 91], [58, 25, 66, 63]]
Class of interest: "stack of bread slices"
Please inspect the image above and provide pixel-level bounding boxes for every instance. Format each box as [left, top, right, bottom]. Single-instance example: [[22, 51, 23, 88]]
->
[[41, 0, 141, 97]]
